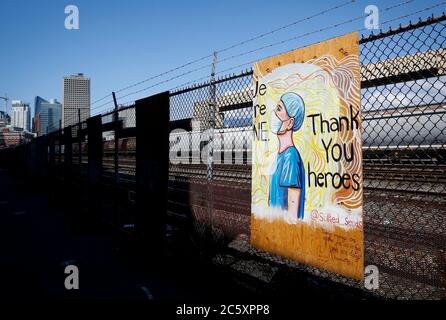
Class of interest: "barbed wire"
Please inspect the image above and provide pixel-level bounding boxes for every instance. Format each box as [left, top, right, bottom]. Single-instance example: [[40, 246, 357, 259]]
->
[[217, 0, 415, 65], [197, 1, 446, 81], [90, 54, 212, 107], [91, 62, 214, 114], [91, 0, 442, 116], [89, 0, 358, 108], [215, 0, 357, 55]]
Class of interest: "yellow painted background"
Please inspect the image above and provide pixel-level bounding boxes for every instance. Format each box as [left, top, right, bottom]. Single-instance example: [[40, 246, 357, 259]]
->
[[251, 33, 364, 280]]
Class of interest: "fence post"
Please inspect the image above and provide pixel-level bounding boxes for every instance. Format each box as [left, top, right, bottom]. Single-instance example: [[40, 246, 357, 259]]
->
[[87, 115, 102, 184], [207, 51, 218, 239], [29, 138, 37, 177], [207, 51, 217, 180], [58, 129, 62, 165], [36, 135, 48, 179], [135, 92, 169, 255], [64, 126, 73, 178], [78, 109, 82, 175], [87, 115, 103, 221], [48, 132, 55, 174], [112, 92, 119, 184]]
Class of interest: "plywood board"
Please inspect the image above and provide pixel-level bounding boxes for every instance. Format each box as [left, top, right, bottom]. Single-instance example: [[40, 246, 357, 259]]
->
[[251, 32, 363, 280]]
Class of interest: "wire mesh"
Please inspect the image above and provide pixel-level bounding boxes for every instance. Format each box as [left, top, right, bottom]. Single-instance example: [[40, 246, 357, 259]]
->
[[168, 15, 446, 299]]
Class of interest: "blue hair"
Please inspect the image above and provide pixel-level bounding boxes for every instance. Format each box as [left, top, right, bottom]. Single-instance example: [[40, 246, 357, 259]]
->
[[280, 92, 305, 131]]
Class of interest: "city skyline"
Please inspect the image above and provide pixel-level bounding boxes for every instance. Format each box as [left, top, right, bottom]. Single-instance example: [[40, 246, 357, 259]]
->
[[0, 74, 88, 135], [1, 0, 444, 117], [0, 72, 88, 129]]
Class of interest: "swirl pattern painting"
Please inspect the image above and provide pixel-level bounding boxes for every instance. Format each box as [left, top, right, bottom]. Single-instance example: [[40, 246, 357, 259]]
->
[[251, 32, 363, 280]]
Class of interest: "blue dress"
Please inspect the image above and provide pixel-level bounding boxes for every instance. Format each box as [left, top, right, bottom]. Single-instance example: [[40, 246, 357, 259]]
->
[[268, 146, 305, 220]]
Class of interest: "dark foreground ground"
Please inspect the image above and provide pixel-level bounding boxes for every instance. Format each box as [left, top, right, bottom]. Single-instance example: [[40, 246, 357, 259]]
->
[[0, 167, 373, 303], [0, 167, 253, 302]]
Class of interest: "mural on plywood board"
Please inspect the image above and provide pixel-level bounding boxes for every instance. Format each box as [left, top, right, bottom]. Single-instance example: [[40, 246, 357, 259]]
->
[[251, 32, 364, 280]]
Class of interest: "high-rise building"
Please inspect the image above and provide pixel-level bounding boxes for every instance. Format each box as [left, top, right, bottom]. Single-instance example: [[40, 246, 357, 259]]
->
[[0, 111, 10, 128], [33, 96, 62, 136], [43, 99, 62, 134], [32, 113, 41, 136], [11, 100, 31, 132], [34, 96, 46, 117], [33, 96, 46, 136], [62, 73, 90, 128]]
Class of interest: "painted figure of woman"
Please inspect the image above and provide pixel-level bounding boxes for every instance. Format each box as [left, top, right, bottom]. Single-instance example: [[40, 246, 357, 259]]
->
[[269, 92, 305, 220]]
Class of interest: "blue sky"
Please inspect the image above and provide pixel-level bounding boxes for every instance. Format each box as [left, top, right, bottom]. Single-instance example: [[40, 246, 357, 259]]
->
[[0, 0, 444, 116]]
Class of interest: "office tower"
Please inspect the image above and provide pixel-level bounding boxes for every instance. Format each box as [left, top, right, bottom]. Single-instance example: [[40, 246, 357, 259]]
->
[[62, 73, 90, 128], [43, 99, 62, 134], [0, 111, 10, 128], [34, 96, 62, 136], [11, 100, 31, 132], [34, 96, 46, 115], [32, 113, 41, 136], [33, 96, 46, 136]]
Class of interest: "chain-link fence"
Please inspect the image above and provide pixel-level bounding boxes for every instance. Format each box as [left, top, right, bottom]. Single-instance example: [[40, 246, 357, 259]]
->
[[0, 12, 444, 301], [168, 14, 446, 299]]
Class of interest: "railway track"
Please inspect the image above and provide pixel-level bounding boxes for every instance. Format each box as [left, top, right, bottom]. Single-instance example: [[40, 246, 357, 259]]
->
[[99, 156, 446, 193]]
